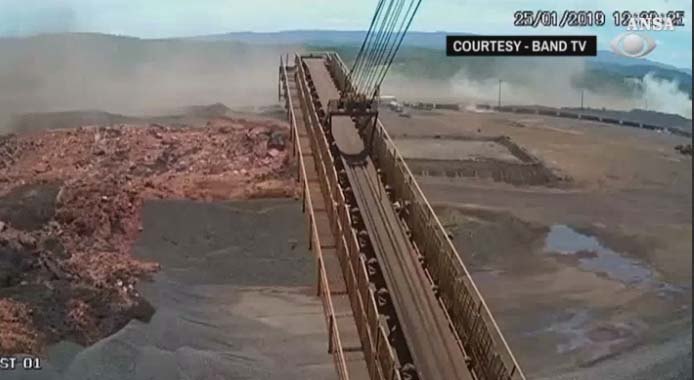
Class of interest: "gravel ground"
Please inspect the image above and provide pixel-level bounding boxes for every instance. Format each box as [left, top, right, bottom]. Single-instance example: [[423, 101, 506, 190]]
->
[[384, 108, 691, 379], [4, 199, 335, 380]]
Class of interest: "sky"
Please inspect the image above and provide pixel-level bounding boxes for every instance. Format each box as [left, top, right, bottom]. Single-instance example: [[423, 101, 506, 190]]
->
[[0, 0, 691, 69]]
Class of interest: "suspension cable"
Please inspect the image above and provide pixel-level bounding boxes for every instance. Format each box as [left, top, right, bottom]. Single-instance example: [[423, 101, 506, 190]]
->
[[348, 0, 422, 101], [370, 0, 422, 99], [359, 0, 407, 95], [348, 0, 386, 88], [354, 0, 397, 93]]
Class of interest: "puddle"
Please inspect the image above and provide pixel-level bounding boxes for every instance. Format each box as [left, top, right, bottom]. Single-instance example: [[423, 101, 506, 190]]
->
[[532, 309, 643, 357], [547, 310, 594, 354], [543, 225, 682, 296]]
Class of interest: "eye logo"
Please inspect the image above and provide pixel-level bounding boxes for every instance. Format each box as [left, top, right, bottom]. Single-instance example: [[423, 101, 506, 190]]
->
[[610, 32, 657, 58]]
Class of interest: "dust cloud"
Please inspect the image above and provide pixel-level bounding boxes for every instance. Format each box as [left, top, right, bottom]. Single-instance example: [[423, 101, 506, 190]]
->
[[448, 59, 594, 107], [446, 60, 692, 118], [1, 33, 691, 132], [639, 73, 692, 118], [0, 34, 300, 131], [382, 74, 453, 102], [385, 57, 692, 119]]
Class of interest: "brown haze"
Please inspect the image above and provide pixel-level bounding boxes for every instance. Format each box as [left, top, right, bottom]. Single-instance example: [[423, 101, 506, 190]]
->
[[0, 34, 303, 131], [0, 33, 691, 132], [383, 60, 692, 119]]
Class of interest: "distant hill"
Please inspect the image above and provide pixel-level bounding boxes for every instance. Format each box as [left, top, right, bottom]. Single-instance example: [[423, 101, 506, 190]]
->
[[0, 32, 690, 130], [304, 43, 692, 101], [0, 33, 296, 131], [581, 62, 692, 99], [193, 30, 691, 100], [562, 107, 692, 133], [588, 50, 687, 72], [193, 30, 691, 75], [189, 30, 469, 49], [8, 110, 133, 133]]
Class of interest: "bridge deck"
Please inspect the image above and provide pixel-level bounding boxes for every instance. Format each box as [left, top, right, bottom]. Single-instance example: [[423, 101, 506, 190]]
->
[[302, 57, 473, 380], [283, 63, 370, 380]]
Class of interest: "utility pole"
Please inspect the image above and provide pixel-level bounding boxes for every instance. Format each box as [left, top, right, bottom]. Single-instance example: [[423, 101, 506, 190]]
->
[[580, 89, 584, 109], [497, 80, 502, 108]]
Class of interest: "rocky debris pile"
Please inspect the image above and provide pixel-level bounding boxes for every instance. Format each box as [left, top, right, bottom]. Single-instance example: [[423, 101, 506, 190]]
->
[[0, 134, 31, 171], [0, 298, 41, 354], [675, 144, 692, 156], [0, 117, 295, 355]]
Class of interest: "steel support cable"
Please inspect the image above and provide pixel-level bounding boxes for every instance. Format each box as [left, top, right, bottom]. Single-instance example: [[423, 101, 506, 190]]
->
[[349, 0, 386, 89], [350, 0, 423, 99], [365, 1, 416, 100], [350, 8, 386, 90], [356, 0, 402, 93], [359, 0, 407, 96], [367, 0, 417, 95], [370, 0, 421, 99], [362, 0, 413, 98], [352, 3, 389, 92], [359, 1, 397, 94], [353, 1, 392, 90], [354, 0, 397, 93], [363, 0, 406, 95], [360, 0, 405, 95], [351, 0, 387, 81]]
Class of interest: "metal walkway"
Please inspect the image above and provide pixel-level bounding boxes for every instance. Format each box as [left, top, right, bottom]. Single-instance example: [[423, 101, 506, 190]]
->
[[281, 60, 369, 380], [280, 53, 526, 380], [304, 57, 472, 380]]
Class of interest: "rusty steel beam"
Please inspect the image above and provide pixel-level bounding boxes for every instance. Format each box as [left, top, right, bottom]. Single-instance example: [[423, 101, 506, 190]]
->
[[289, 53, 404, 380]]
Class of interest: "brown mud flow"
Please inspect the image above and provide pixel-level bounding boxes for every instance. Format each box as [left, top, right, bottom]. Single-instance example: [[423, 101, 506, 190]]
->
[[4, 198, 336, 380], [0, 115, 296, 357]]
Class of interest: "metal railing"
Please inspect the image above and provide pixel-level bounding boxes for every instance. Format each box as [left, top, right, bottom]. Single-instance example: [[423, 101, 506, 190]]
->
[[323, 52, 527, 380], [293, 54, 403, 380], [368, 119, 525, 380], [280, 55, 350, 380], [285, 51, 526, 380]]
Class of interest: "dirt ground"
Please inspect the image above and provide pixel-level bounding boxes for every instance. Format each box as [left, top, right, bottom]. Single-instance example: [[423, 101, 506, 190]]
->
[[381, 108, 692, 379], [5, 199, 336, 380], [1, 102, 688, 378], [0, 114, 296, 356], [391, 134, 564, 186]]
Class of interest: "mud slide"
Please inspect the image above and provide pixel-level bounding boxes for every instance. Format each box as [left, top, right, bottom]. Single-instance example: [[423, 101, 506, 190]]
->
[[5, 199, 336, 380]]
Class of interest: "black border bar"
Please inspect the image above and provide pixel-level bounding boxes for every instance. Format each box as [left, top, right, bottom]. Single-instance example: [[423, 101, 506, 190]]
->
[[446, 35, 597, 56]]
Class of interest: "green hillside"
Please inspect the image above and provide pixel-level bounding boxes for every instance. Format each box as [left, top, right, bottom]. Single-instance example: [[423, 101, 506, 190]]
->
[[307, 43, 692, 99]]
